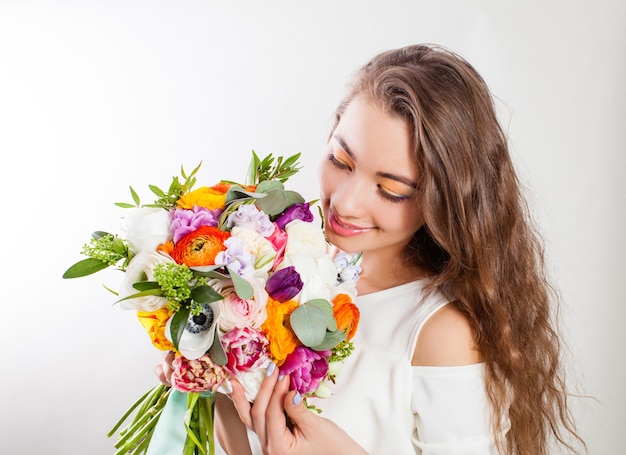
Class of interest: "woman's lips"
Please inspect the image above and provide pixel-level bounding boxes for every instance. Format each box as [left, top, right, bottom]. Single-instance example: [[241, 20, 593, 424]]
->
[[327, 210, 373, 237]]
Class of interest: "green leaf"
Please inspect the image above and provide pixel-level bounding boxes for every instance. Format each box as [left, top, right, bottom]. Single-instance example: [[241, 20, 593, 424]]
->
[[245, 150, 261, 186], [191, 285, 224, 304], [114, 202, 136, 208], [228, 268, 254, 300], [311, 329, 346, 351], [254, 189, 287, 216], [256, 180, 284, 193], [112, 236, 126, 255], [208, 329, 227, 366], [284, 190, 306, 206], [290, 304, 328, 347], [132, 281, 161, 291], [130, 186, 141, 206], [93, 230, 113, 240], [306, 299, 336, 331], [62, 258, 110, 278], [116, 288, 163, 303], [170, 306, 190, 350], [150, 184, 166, 197]]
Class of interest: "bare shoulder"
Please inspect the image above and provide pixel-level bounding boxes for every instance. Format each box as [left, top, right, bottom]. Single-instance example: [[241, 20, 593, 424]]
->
[[411, 304, 481, 366]]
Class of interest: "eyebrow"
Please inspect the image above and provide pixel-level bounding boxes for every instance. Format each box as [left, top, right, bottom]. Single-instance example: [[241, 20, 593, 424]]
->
[[333, 135, 418, 189]]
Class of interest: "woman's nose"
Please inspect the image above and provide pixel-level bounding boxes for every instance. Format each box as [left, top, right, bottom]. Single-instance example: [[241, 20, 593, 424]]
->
[[332, 176, 369, 219]]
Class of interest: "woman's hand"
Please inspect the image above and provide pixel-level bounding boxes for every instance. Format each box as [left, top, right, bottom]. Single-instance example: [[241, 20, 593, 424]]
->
[[154, 350, 175, 386], [230, 362, 368, 455]]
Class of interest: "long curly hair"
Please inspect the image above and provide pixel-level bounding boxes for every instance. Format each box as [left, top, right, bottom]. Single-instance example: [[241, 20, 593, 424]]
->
[[333, 44, 584, 454]]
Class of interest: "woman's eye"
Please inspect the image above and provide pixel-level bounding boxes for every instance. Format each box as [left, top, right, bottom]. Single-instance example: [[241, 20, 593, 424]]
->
[[327, 153, 352, 171], [377, 185, 410, 204]]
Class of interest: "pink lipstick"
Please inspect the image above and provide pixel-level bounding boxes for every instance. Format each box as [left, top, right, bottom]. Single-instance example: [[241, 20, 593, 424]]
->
[[327, 210, 373, 237]]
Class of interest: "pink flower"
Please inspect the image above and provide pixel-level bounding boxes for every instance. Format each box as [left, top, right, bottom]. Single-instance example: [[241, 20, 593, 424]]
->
[[171, 354, 226, 393], [279, 346, 331, 395], [222, 327, 271, 375]]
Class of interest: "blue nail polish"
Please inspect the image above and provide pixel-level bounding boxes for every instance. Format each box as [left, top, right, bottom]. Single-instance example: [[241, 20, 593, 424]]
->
[[266, 362, 276, 377], [278, 374, 284, 381], [293, 392, 301, 406]]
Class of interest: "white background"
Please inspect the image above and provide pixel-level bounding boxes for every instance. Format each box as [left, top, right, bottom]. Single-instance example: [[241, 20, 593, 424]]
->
[[0, 1, 624, 453]]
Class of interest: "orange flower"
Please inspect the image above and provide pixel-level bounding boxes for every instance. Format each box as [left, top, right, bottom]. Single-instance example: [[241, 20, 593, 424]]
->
[[332, 294, 360, 341], [176, 183, 258, 210], [177, 186, 228, 211], [170, 226, 230, 266], [261, 297, 300, 365], [137, 307, 176, 351], [157, 240, 175, 256]]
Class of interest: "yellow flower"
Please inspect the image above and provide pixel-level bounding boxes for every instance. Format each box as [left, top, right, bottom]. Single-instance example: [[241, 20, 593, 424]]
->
[[137, 308, 176, 351], [177, 186, 228, 211], [261, 297, 300, 365]]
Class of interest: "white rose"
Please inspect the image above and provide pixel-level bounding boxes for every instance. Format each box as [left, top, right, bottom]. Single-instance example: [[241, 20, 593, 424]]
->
[[284, 220, 327, 258], [120, 207, 172, 255], [230, 227, 276, 278], [118, 250, 173, 311], [281, 252, 337, 303]]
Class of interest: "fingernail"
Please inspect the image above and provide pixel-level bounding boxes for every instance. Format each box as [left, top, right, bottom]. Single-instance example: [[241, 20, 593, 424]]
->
[[266, 362, 276, 377], [293, 392, 301, 406], [278, 373, 284, 381]]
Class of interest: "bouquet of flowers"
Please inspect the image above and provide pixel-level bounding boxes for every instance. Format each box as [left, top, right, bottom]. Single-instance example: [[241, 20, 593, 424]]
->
[[63, 152, 362, 455]]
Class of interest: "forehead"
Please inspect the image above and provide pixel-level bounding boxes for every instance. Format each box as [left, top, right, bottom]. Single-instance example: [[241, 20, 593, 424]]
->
[[334, 96, 417, 177]]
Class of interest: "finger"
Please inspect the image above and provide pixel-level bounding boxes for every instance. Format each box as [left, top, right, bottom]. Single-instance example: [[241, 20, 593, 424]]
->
[[154, 363, 170, 386], [283, 388, 316, 437], [265, 373, 293, 444], [230, 379, 255, 430], [248, 362, 280, 445]]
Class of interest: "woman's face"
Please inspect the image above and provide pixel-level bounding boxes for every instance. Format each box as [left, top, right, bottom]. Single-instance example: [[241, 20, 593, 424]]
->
[[319, 96, 424, 261]]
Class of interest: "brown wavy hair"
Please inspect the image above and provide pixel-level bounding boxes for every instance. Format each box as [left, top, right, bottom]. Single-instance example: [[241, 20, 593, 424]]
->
[[333, 44, 585, 454]]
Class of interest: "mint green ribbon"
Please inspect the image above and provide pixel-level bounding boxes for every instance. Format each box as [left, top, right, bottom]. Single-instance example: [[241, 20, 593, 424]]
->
[[146, 389, 189, 455]]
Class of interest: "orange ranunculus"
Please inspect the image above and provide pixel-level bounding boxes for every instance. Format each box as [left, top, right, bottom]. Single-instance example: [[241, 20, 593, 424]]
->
[[157, 240, 175, 256], [170, 226, 230, 266], [177, 186, 228, 211], [261, 297, 300, 366], [137, 307, 176, 351], [332, 294, 360, 341]]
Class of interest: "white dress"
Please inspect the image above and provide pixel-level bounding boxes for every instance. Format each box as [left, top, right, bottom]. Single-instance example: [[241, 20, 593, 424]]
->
[[306, 279, 507, 454]]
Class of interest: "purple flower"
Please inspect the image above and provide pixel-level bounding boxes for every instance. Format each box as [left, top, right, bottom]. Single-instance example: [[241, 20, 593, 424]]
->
[[265, 266, 303, 302], [279, 346, 331, 395], [170, 206, 222, 243], [274, 203, 314, 230]]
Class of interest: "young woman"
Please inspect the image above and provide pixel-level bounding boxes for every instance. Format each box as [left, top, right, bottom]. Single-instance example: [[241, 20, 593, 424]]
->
[[161, 44, 584, 454]]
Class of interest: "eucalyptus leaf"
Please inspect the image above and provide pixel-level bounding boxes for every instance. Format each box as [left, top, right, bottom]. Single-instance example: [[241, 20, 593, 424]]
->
[[284, 190, 306, 206], [306, 299, 336, 331], [228, 268, 254, 300], [62, 258, 110, 278], [311, 329, 346, 351], [290, 304, 328, 347], [208, 329, 227, 366], [191, 285, 224, 304], [170, 306, 190, 351], [256, 180, 284, 193], [254, 189, 288, 216]]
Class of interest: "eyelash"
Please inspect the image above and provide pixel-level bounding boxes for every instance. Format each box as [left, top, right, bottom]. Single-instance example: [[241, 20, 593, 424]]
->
[[327, 153, 408, 204]]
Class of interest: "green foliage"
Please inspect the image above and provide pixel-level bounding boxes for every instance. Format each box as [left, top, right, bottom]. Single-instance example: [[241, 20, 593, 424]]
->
[[115, 162, 203, 210], [290, 299, 345, 351], [246, 151, 302, 185], [329, 339, 356, 363]]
